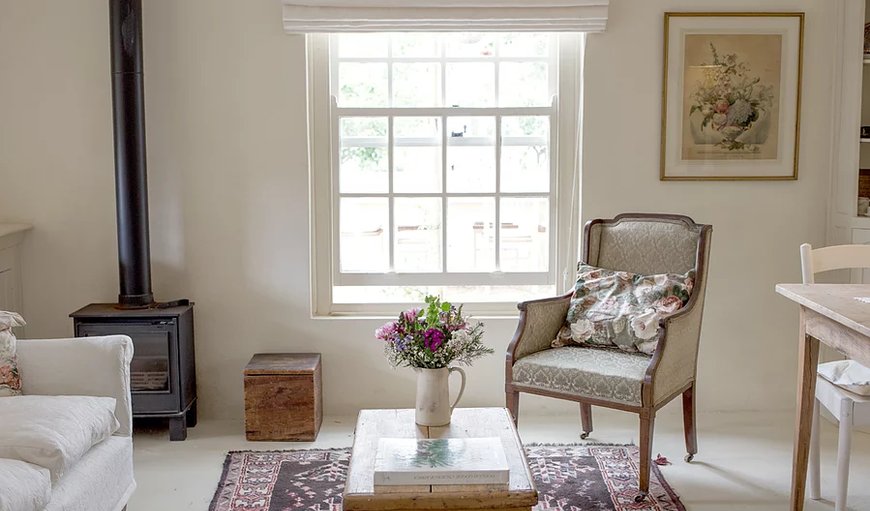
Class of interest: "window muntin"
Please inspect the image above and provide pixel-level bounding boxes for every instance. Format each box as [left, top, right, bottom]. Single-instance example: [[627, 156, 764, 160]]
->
[[332, 34, 557, 291]]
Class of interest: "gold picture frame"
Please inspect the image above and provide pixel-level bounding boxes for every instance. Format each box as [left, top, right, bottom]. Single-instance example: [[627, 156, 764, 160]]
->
[[660, 12, 804, 181]]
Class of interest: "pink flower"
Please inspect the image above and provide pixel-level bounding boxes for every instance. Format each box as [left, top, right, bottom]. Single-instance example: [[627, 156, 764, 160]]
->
[[654, 295, 683, 314], [375, 321, 399, 341], [714, 98, 730, 113], [402, 308, 420, 323], [0, 364, 19, 390]]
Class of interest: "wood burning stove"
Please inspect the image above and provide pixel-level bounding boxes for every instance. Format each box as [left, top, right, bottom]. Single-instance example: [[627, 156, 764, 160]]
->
[[71, 304, 197, 441], [70, 0, 197, 441]]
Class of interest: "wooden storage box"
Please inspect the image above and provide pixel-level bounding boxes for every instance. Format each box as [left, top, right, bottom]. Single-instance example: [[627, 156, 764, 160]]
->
[[244, 353, 322, 441]]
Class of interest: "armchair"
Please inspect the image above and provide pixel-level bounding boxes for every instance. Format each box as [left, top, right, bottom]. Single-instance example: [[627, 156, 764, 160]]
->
[[505, 213, 712, 502]]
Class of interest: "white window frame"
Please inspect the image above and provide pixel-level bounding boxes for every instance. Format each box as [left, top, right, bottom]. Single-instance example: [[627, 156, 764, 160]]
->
[[308, 33, 584, 316]]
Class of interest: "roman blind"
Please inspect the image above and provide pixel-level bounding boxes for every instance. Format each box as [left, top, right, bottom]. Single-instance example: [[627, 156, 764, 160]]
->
[[282, 0, 609, 33]]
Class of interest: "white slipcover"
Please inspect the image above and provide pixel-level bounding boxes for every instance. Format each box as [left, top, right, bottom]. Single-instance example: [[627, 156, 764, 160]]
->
[[0, 395, 119, 482], [0, 458, 50, 511]]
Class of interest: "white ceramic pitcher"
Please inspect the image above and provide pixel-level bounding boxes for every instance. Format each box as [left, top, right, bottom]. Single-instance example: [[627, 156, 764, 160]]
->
[[414, 366, 466, 426]]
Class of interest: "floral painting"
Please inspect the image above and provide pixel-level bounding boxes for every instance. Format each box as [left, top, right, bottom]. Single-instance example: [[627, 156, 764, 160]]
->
[[661, 13, 804, 180], [682, 35, 781, 160]]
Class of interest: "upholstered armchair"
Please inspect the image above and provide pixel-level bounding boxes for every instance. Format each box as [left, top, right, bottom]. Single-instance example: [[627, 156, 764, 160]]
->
[[505, 213, 712, 502]]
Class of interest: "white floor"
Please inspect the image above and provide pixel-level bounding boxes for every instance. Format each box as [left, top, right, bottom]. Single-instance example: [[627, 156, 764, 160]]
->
[[129, 408, 870, 511]]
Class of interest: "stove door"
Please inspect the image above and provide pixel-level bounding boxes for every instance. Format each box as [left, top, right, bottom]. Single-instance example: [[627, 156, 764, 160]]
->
[[77, 320, 180, 415]]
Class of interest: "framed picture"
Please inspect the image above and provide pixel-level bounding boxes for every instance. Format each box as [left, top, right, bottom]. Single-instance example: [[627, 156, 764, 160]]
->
[[660, 12, 804, 181]]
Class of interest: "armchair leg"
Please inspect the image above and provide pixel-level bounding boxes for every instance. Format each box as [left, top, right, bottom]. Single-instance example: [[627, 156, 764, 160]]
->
[[580, 403, 593, 439], [682, 383, 697, 462], [635, 410, 656, 503], [506, 390, 519, 425]]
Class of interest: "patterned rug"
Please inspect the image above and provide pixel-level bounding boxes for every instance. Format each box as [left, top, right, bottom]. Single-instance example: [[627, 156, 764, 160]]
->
[[209, 445, 685, 511]]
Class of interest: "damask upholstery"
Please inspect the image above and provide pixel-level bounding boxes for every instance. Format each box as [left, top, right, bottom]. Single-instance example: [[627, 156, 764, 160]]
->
[[651, 228, 711, 406], [587, 219, 699, 275], [513, 347, 650, 406], [513, 296, 571, 361]]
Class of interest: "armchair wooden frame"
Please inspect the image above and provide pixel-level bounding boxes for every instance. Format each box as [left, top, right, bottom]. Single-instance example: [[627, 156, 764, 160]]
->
[[504, 213, 712, 502]]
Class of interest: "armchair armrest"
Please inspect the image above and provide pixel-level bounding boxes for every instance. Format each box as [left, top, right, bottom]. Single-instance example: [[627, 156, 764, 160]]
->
[[506, 292, 572, 365], [16, 336, 134, 437]]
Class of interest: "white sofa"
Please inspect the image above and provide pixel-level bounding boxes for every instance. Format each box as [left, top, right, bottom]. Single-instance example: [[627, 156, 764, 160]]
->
[[0, 336, 136, 511]]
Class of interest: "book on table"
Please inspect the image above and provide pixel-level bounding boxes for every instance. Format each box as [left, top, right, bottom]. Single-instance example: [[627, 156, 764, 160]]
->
[[373, 437, 510, 486]]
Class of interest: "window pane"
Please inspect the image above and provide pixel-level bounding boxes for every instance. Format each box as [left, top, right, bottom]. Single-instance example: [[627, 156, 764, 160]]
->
[[333, 284, 556, 304], [500, 198, 549, 272], [340, 117, 388, 193], [447, 198, 495, 272], [499, 62, 549, 107], [501, 116, 549, 193], [394, 198, 442, 272], [394, 117, 442, 193], [391, 34, 439, 58], [447, 117, 495, 192], [499, 33, 549, 58], [338, 63, 388, 107], [338, 34, 388, 58], [446, 63, 495, 107], [340, 198, 389, 272], [393, 63, 441, 107], [445, 33, 496, 57]]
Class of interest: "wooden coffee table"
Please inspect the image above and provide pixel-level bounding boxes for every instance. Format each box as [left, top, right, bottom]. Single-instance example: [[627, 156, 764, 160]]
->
[[343, 407, 538, 511]]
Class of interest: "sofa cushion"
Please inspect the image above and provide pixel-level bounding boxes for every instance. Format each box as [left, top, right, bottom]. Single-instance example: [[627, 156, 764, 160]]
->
[[553, 264, 693, 355], [0, 395, 119, 482], [0, 458, 51, 511], [0, 311, 26, 397], [512, 346, 650, 406]]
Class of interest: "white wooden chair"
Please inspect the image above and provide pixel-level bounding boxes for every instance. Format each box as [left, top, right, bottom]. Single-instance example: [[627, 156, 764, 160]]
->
[[800, 243, 870, 511]]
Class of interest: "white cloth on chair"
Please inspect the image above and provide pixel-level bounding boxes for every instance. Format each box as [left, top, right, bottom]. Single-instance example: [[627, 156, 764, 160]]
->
[[818, 360, 870, 396]]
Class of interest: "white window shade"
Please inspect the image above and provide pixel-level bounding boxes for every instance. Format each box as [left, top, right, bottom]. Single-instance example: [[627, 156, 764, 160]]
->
[[282, 0, 608, 33]]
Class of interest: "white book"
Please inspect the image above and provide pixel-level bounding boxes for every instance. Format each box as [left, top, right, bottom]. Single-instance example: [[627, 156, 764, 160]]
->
[[373, 437, 510, 486]]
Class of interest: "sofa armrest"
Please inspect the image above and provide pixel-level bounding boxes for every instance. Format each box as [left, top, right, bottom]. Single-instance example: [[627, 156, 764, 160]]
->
[[16, 336, 134, 437]]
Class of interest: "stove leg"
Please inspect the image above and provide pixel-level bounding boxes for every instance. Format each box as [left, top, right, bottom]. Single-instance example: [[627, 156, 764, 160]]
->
[[186, 401, 198, 428], [169, 415, 188, 441]]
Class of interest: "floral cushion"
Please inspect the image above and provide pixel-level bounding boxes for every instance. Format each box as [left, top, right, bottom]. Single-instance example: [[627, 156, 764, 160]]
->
[[552, 264, 694, 355], [0, 311, 26, 397]]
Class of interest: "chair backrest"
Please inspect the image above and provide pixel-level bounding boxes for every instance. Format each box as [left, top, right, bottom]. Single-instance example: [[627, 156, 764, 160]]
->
[[799, 243, 870, 284], [583, 213, 709, 276]]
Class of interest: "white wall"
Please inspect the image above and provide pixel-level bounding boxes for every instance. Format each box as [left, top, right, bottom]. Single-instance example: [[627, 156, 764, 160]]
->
[[0, 0, 836, 420]]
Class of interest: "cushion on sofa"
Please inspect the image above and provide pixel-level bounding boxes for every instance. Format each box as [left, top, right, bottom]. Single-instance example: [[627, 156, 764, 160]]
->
[[0, 458, 51, 511], [552, 264, 694, 355], [0, 311, 26, 397], [0, 395, 119, 482]]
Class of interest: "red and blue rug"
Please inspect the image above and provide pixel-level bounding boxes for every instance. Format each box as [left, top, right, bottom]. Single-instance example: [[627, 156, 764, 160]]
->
[[210, 444, 685, 511]]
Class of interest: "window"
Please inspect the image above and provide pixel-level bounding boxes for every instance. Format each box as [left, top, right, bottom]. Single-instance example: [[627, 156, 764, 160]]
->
[[308, 33, 583, 315]]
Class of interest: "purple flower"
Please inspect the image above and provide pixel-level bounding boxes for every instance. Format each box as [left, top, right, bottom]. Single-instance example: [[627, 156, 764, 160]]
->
[[424, 328, 445, 351]]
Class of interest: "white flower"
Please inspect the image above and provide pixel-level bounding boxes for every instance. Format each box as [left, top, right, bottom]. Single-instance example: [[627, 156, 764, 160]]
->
[[570, 319, 595, 342], [630, 309, 660, 340]]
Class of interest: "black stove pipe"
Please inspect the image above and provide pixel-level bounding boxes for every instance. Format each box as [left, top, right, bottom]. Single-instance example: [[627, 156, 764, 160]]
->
[[109, 0, 153, 307]]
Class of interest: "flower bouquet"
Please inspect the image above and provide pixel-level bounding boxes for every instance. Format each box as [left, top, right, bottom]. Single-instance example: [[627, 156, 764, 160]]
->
[[689, 43, 775, 151], [376, 296, 492, 426], [376, 295, 491, 369]]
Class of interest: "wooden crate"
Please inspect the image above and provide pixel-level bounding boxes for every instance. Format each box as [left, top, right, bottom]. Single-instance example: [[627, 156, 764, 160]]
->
[[244, 353, 322, 441]]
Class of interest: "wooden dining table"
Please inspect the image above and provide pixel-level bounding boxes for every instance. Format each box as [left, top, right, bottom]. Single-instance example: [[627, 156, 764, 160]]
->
[[776, 283, 870, 510]]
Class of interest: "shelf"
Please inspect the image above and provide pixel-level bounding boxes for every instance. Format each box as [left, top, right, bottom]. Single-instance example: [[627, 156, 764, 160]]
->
[[862, 138, 870, 144], [864, 58, 870, 65]]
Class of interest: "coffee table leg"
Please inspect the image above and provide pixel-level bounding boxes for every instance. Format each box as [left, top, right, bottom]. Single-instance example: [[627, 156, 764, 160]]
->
[[790, 318, 819, 511]]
